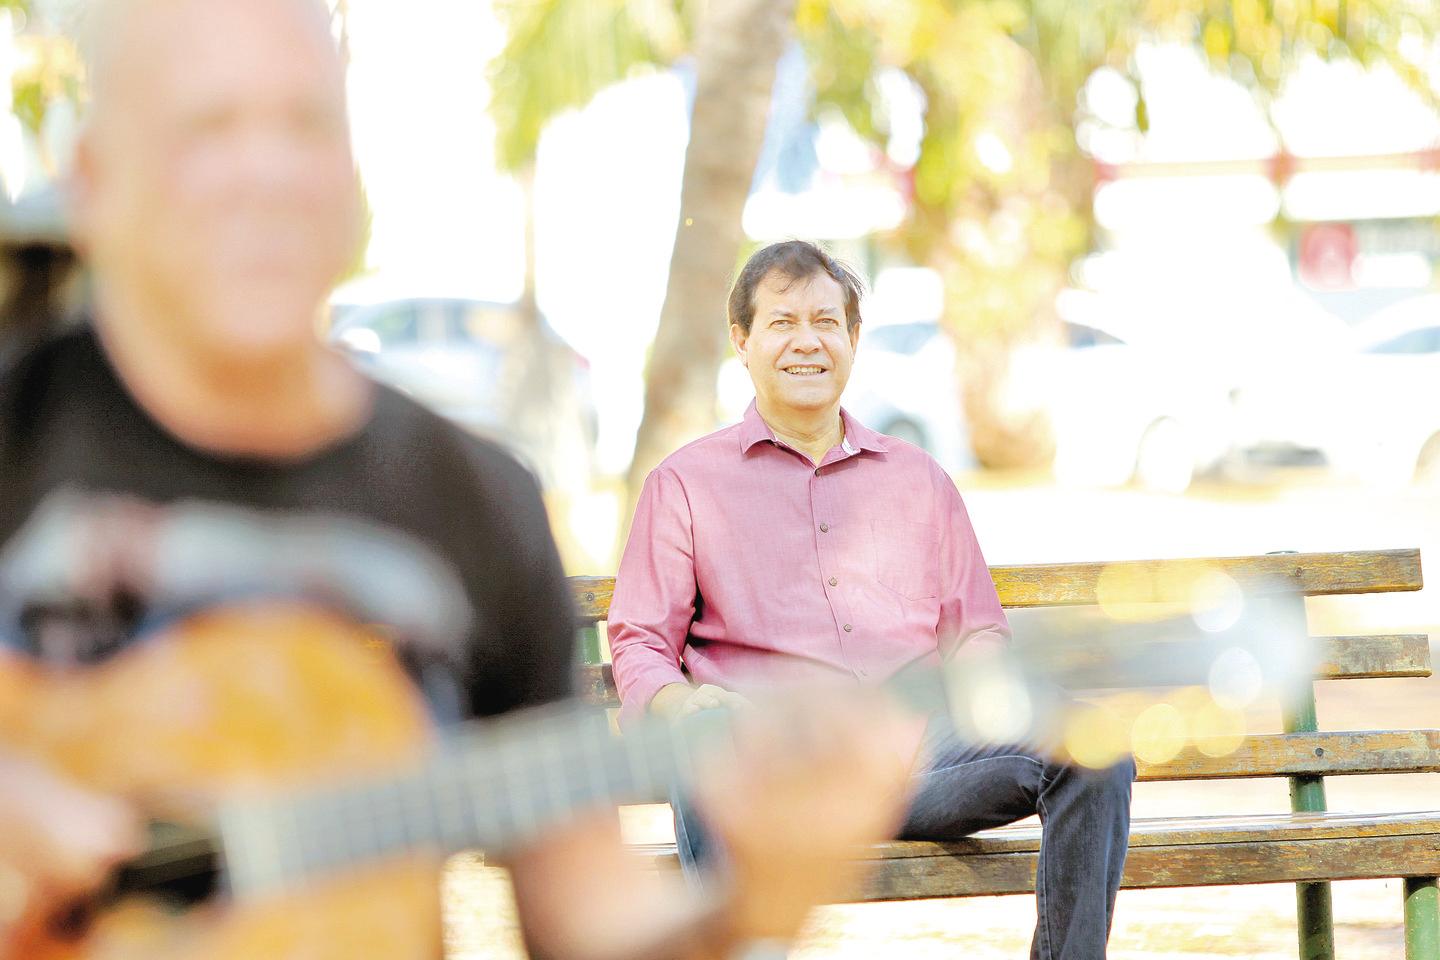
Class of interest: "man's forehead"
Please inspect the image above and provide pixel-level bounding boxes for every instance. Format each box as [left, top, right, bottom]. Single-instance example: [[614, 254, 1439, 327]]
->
[[758, 269, 844, 302], [84, 0, 339, 113]]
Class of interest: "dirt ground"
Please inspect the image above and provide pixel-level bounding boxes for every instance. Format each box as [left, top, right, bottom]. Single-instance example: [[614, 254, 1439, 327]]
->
[[448, 473, 1439, 958]]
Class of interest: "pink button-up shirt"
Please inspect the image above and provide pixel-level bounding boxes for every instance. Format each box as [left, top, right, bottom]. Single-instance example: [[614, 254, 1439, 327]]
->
[[608, 402, 1009, 726]]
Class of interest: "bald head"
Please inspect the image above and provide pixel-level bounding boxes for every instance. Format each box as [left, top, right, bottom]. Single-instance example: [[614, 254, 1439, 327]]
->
[[70, 0, 361, 371], [81, 0, 340, 131]]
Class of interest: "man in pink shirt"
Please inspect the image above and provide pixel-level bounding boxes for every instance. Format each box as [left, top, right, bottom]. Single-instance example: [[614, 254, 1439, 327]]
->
[[610, 241, 1133, 959]]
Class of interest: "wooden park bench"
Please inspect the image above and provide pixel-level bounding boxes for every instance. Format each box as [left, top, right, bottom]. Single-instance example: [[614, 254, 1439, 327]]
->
[[569, 548, 1436, 960]]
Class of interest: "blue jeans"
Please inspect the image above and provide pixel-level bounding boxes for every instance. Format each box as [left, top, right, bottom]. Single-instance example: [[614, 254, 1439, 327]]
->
[[672, 723, 1134, 960]]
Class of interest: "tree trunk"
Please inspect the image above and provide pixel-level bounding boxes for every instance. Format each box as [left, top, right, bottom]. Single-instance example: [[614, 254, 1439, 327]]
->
[[518, 162, 541, 330], [624, 0, 796, 508], [934, 41, 1087, 471]]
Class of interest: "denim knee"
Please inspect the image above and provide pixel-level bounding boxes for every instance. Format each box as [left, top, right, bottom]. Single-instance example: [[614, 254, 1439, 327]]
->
[[1048, 754, 1135, 808], [1091, 755, 1137, 806]]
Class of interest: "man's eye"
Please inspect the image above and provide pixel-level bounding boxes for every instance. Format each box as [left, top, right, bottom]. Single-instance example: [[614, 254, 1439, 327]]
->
[[816, 317, 839, 327], [184, 108, 238, 137], [293, 105, 345, 138]]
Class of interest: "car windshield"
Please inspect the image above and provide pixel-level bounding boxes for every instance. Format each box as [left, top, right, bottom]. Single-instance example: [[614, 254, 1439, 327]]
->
[[1361, 326, 1440, 354], [865, 322, 937, 355], [1354, 295, 1440, 355], [1064, 321, 1126, 349]]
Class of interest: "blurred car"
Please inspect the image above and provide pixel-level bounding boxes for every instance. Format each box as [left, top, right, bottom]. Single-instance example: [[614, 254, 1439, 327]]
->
[[328, 295, 597, 492], [1312, 293, 1440, 486], [1223, 295, 1354, 470], [1013, 317, 1235, 493]]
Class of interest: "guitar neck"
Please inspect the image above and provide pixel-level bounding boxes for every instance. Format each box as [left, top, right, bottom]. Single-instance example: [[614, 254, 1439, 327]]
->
[[218, 703, 716, 899]]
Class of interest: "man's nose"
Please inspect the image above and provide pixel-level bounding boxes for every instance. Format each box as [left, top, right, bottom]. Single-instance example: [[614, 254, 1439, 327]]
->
[[237, 126, 318, 195], [791, 324, 822, 351]]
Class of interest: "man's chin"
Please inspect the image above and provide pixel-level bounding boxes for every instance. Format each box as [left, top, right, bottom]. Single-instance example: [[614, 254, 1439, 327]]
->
[[193, 314, 322, 369], [773, 385, 844, 411]]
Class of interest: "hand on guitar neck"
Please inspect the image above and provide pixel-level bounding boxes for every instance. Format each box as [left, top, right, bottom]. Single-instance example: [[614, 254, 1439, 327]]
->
[[511, 687, 923, 959], [0, 753, 143, 922], [696, 689, 925, 942]]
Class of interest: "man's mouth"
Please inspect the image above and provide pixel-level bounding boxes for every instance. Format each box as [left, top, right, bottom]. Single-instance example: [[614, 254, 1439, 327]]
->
[[783, 365, 826, 376]]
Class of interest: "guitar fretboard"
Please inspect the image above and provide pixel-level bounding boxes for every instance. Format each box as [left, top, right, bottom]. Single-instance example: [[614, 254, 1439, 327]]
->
[[218, 703, 727, 898]]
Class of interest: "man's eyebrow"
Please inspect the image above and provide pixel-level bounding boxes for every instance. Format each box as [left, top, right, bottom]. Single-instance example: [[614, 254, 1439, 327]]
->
[[768, 306, 841, 317]]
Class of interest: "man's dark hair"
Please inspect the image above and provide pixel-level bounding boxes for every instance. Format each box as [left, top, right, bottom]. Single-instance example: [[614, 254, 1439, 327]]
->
[[727, 240, 865, 334]]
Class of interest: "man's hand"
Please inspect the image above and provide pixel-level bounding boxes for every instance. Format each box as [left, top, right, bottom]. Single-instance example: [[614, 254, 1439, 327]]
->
[[694, 689, 926, 942], [0, 754, 143, 917], [650, 682, 754, 721]]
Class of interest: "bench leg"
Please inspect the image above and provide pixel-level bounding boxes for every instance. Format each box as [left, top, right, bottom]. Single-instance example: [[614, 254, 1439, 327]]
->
[[578, 624, 604, 665], [1293, 881, 1334, 960], [1407, 877, 1440, 960], [1284, 647, 1336, 960], [1280, 615, 1339, 960]]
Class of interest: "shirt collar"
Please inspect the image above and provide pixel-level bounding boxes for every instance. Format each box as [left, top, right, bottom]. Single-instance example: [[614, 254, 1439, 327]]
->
[[737, 400, 889, 456], [839, 407, 889, 454]]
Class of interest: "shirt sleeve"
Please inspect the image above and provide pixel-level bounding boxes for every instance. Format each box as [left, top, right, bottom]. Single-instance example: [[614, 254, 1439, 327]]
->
[[607, 467, 695, 728], [933, 463, 1010, 661]]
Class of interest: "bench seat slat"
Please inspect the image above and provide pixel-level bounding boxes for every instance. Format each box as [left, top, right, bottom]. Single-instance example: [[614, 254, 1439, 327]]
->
[[863, 831, 1440, 899], [571, 549, 1423, 621], [875, 809, 1440, 858], [630, 812, 1440, 898]]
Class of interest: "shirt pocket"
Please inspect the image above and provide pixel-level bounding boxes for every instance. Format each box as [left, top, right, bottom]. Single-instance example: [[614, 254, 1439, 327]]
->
[[870, 519, 940, 601]]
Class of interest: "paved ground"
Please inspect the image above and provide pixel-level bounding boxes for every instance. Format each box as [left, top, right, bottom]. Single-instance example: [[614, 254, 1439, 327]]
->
[[449, 472, 1438, 958]]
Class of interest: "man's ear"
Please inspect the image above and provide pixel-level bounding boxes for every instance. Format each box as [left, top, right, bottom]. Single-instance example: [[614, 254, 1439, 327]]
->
[[849, 318, 861, 353], [68, 132, 103, 259], [729, 323, 749, 368]]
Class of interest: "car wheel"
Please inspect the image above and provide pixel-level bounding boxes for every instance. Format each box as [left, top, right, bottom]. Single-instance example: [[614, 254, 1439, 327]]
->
[[1133, 418, 1196, 494], [883, 418, 929, 452], [1415, 432, 1440, 487]]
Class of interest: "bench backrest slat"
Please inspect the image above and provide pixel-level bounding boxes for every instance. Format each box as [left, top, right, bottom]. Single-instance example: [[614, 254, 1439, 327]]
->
[[1139, 730, 1440, 781], [1318, 634, 1431, 679], [570, 549, 1424, 623]]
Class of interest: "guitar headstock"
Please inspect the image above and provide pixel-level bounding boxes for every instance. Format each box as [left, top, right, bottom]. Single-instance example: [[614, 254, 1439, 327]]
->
[[939, 573, 1315, 769]]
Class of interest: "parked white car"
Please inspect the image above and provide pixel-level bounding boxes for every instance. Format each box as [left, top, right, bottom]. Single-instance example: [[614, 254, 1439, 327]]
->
[[329, 296, 597, 493], [1315, 294, 1440, 486], [1013, 320, 1235, 493]]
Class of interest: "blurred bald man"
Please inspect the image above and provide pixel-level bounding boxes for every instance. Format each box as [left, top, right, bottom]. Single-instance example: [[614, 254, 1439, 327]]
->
[[0, 1, 914, 957]]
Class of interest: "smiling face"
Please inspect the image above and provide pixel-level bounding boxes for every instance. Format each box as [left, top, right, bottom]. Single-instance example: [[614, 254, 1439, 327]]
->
[[731, 269, 860, 422]]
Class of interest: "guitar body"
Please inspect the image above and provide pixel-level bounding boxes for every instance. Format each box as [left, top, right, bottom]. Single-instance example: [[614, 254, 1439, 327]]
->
[[0, 604, 445, 960]]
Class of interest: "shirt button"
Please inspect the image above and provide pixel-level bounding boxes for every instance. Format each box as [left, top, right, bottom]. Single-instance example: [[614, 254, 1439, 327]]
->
[[828, 577, 838, 586], [843, 623, 853, 632], [814, 468, 821, 477], [819, 522, 830, 533]]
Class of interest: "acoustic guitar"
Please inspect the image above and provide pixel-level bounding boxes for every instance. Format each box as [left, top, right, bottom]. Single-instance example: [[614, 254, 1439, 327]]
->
[[0, 602, 715, 960]]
